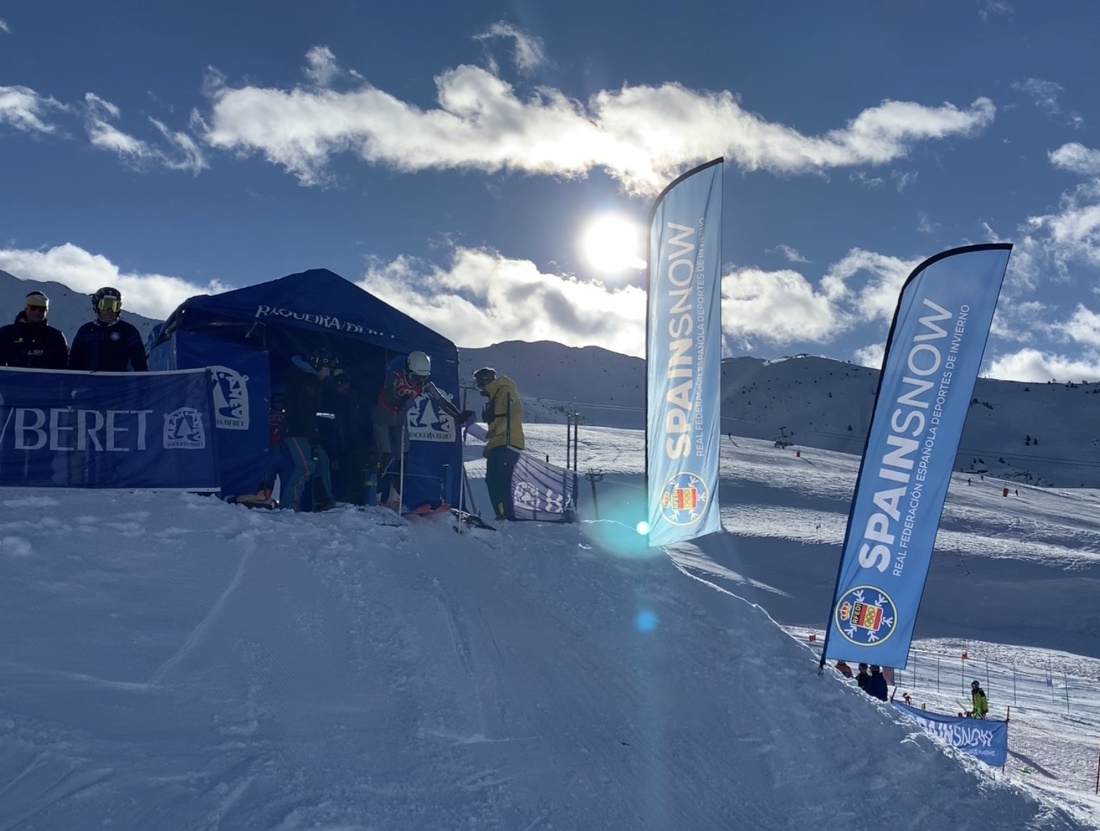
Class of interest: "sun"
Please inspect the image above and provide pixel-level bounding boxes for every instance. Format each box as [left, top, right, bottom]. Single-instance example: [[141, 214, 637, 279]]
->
[[580, 214, 645, 275]]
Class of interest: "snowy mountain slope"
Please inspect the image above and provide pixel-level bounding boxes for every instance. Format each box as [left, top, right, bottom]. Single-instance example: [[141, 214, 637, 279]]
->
[[463, 341, 1100, 488], [1, 479, 1094, 829]]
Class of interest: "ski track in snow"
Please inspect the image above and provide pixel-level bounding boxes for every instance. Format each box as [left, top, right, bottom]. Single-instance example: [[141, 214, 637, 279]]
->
[[0, 430, 1097, 828]]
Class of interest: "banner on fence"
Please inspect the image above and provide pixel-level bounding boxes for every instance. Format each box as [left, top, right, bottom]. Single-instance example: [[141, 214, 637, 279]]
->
[[511, 451, 576, 522], [894, 701, 1008, 766], [0, 367, 219, 490]]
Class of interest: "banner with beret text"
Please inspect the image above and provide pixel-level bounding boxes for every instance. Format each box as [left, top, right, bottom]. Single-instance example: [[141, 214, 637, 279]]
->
[[0, 367, 219, 490], [822, 244, 1012, 669], [645, 158, 723, 547]]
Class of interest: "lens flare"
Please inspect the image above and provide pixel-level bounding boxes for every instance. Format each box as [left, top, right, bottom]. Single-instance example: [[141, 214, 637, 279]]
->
[[635, 609, 658, 632]]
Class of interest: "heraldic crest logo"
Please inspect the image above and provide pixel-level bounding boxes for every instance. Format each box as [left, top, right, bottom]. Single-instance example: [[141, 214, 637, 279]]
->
[[658, 471, 709, 526], [834, 585, 897, 646]]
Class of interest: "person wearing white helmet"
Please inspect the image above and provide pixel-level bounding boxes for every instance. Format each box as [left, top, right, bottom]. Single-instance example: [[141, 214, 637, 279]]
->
[[369, 350, 472, 508]]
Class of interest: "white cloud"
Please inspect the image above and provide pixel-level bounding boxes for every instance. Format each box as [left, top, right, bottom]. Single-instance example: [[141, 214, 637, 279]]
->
[[0, 18, 10, 34], [892, 170, 917, 192], [819, 248, 918, 322], [721, 267, 847, 343], [978, 0, 1013, 20], [1014, 78, 1083, 128], [0, 243, 226, 318], [83, 93, 208, 173], [474, 22, 547, 74], [767, 244, 808, 263], [1049, 142, 1100, 176], [359, 247, 647, 355], [2, 237, 1097, 383], [1024, 181, 1100, 275], [852, 342, 885, 370], [987, 347, 1100, 383], [917, 211, 939, 234], [0, 85, 66, 134], [1057, 303, 1100, 348], [202, 46, 997, 193]]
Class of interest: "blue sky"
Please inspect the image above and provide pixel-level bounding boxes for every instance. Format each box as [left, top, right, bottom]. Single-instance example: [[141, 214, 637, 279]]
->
[[2, 0, 1100, 381]]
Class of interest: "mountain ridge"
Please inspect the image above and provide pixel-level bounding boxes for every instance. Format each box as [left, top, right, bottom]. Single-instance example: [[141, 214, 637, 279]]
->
[[4, 270, 1097, 487]]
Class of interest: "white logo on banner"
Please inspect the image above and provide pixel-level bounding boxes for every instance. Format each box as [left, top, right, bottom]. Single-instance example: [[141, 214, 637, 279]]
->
[[407, 394, 456, 442], [163, 407, 207, 449], [210, 366, 249, 430]]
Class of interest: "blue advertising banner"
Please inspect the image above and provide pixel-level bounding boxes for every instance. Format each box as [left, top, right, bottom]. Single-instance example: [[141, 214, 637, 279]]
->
[[822, 244, 1012, 668], [646, 158, 724, 548], [894, 702, 1008, 766], [511, 450, 576, 523], [0, 367, 219, 490]]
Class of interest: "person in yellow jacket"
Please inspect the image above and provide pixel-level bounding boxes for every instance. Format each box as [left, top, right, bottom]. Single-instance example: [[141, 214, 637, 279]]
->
[[970, 680, 988, 718], [474, 367, 525, 520]]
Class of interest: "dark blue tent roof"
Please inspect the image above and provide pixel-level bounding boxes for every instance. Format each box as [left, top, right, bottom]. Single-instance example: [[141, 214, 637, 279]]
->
[[150, 268, 455, 359]]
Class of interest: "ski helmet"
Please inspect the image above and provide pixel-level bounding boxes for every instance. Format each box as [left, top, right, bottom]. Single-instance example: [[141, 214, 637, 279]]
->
[[473, 366, 497, 388], [406, 351, 431, 380], [309, 348, 338, 369], [92, 286, 122, 313], [971, 680, 980, 689]]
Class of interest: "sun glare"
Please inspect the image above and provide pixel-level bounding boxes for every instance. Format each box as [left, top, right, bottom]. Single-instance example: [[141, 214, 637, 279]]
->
[[580, 214, 644, 275]]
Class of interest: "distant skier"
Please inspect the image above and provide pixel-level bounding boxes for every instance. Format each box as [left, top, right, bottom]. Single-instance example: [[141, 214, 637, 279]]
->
[[970, 680, 988, 719], [834, 660, 853, 678]]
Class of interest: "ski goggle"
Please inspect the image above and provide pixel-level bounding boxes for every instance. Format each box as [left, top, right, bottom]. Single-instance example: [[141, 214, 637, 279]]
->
[[408, 371, 428, 382], [97, 297, 121, 312]]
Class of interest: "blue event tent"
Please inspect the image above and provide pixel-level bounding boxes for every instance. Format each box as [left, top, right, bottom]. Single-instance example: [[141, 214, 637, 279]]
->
[[147, 268, 462, 509]]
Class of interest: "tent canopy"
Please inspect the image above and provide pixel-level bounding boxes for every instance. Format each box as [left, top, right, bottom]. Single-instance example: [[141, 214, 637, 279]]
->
[[148, 269, 463, 508]]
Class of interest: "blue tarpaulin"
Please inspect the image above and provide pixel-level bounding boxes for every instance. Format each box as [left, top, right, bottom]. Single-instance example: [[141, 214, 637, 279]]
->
[[0, 367, 218, 490], [147, 269, 462, 508], [894, 701, 1008, 766]]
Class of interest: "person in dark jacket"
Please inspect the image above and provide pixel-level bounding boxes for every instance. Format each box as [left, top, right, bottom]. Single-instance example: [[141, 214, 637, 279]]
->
[[68, 287, 148, 372], [856, 663, 870, 692], [282, 350, 338, 512], [326, 369, 373, 505], [866, 665, 889, 701], [0, 291, 69, 369]]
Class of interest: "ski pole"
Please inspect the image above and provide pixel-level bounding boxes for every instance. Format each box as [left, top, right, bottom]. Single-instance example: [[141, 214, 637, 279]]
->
[[398, 421, 406, 510], [462, 463, 480, 516]]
